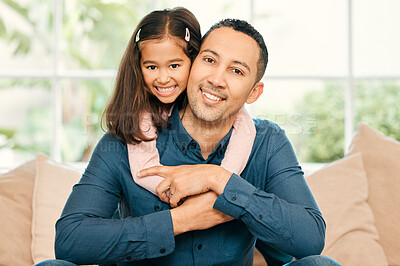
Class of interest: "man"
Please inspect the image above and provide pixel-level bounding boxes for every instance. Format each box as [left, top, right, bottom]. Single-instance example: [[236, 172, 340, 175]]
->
[[44, 19, 339, 266]]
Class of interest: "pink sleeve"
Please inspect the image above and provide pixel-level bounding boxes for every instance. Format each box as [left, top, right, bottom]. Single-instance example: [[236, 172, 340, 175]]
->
[[127, 111, 163, 195], [220, 106, 256, 175]]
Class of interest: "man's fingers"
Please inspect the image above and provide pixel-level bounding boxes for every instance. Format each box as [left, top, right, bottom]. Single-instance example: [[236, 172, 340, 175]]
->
[[137, 165, 170, 177]]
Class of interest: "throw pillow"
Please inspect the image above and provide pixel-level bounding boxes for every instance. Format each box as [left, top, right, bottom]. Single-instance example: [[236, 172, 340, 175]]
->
[[0, 160, 36, 266], [347, 123, 400, 265], [306, 153, 387, 266], [31, 154, 82, 265]]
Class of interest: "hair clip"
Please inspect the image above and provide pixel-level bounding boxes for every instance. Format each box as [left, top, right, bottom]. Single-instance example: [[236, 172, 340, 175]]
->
[[185, 28, 190, 42], [135, 28, 141, 43]]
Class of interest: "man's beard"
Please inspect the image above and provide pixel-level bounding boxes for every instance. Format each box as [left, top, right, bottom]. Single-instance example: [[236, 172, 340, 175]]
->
[[187, 83, 241, 124]]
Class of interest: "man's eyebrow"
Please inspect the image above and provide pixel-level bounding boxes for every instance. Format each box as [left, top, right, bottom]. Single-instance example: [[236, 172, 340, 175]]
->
[[199, 49, 219, 57], [142, 58, 185, 64], [200, 49, 250, 72], [233, 60, 250, 72]]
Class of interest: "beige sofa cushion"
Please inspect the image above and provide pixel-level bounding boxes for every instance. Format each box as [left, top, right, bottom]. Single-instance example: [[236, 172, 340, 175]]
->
[[0, 159, 35, 266], [31, 154, 82, 265], [307, 153, 387, 266], [347, 123, 400, 265]]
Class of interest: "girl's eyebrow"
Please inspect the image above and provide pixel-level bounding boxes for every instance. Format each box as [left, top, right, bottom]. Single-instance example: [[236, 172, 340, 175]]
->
[[142, 58, 185, 64]]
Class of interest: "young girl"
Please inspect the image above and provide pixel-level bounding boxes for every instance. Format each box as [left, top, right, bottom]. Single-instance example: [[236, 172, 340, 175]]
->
[[103, 7, 256, 201]]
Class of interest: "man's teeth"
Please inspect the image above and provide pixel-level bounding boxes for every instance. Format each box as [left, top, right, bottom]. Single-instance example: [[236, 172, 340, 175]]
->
[[203, 91, 222, 101], [157, 86, 175, 92]]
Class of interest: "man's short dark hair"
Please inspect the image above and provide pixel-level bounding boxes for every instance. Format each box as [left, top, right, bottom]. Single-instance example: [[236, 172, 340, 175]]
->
[[202, 19, 268, 82]]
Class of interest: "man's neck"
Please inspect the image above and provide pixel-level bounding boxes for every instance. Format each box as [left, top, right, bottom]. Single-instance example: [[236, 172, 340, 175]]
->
[[179, 107, 236, 160]]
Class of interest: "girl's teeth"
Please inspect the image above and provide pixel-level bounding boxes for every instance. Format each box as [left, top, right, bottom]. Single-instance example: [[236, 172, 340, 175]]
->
[[157, 86, 175, 92], [203, 91, 222, 101]]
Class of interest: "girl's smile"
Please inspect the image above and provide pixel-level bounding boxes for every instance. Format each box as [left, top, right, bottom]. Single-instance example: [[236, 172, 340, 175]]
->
[[155, 85, 178, 97], [140, 37, 192, 104]]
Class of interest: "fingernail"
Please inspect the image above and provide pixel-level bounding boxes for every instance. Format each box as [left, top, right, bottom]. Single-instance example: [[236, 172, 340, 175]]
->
[[136, 171, 141, 176]]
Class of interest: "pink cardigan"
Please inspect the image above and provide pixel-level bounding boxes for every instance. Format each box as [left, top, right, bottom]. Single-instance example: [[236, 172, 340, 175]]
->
[[128, 107, 256, 196]]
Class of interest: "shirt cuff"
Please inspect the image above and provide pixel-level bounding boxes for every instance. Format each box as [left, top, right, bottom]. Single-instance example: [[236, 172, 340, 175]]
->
[[213, 173, 257, 218], [143, 210, 175, 258]]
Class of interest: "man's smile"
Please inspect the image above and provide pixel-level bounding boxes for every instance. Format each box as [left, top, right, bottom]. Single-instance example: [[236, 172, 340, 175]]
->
[[200, 87, 226, 105]]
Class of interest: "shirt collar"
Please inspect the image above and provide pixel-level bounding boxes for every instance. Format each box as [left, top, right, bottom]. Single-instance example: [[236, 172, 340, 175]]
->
[[169, 106, 195, 153], [168, 105, 233, 158]]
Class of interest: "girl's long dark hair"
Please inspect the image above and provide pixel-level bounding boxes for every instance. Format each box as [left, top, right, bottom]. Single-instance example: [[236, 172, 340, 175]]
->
[[102, 7, 201, 144]]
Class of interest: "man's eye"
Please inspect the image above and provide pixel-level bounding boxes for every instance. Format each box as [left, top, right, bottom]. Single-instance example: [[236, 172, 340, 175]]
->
[[233, 69, 243, 75], [170, 64, 179, 69], [204, 58, 214, 64], [147, 66, 157, 70]]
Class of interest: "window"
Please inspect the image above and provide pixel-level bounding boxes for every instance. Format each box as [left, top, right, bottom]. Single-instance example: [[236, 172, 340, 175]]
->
[[1, 0, 399, 170]]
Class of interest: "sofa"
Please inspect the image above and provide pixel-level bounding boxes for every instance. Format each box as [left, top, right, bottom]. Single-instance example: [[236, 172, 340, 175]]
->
[[1, 123, 399, 266]]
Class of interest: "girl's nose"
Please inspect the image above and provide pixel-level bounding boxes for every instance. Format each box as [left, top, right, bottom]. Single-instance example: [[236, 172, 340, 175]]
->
[[157, 69, 171, 84]]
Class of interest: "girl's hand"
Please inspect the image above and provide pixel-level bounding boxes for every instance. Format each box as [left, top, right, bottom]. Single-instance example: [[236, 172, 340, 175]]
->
[[137, 164, 232, 207]]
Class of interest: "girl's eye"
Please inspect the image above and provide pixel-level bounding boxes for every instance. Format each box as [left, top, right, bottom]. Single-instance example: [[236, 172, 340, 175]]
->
[[147, 65, 157, 70], [232, 69, 243, 75], [204, 57, 214, 64], [170, 64, 179, 69]]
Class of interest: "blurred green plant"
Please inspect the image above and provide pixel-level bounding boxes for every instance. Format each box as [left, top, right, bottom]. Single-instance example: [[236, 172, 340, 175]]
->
[[0, 0, 150, 161], [293, 81, 400, 163], [355, 82, 400, 138]]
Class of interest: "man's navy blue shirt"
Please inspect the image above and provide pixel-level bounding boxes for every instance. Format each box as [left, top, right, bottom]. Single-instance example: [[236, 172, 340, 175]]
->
[[55, 106, 325, 265]]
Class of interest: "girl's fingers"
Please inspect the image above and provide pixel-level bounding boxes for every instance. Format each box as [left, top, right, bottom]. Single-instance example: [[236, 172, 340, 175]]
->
[[157, 179, 172, 199], [169, 195, 183, 208], [159, 192, 170, 203], [137, 165, 171, 177]]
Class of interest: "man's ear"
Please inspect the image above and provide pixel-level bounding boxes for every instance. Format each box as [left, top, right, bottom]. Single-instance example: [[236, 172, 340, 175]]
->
[[246, 82, 264, 104]]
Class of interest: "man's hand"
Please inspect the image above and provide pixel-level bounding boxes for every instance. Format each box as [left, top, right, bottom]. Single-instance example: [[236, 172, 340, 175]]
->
[[137, 164, 232, 207], [169, 191, 234, 235]]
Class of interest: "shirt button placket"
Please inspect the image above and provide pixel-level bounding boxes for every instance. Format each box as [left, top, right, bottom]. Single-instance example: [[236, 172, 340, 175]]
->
[[193, 231, 206, 265], [194, 242, 203, 264]]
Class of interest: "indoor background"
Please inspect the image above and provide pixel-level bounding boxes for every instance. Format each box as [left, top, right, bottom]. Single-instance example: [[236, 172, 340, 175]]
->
[[0, 0, 399, 172]]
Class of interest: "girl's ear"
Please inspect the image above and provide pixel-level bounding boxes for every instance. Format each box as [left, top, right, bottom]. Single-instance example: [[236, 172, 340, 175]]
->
[[246, 82, 264, 104]]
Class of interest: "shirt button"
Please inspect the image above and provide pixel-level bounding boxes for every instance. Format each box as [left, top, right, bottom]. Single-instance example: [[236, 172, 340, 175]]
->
[[127, 256, 131, 260], [232, 196, 237, 201], [258, 214, 263, 219], [197, 244, 202, 250], [154, 205, 160, 211], [160, 248, 166, 254]]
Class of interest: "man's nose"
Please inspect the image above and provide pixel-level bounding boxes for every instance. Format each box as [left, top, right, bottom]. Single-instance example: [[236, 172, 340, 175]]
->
[[157, 69, 171, 84], [207, 67, 226, 88]]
